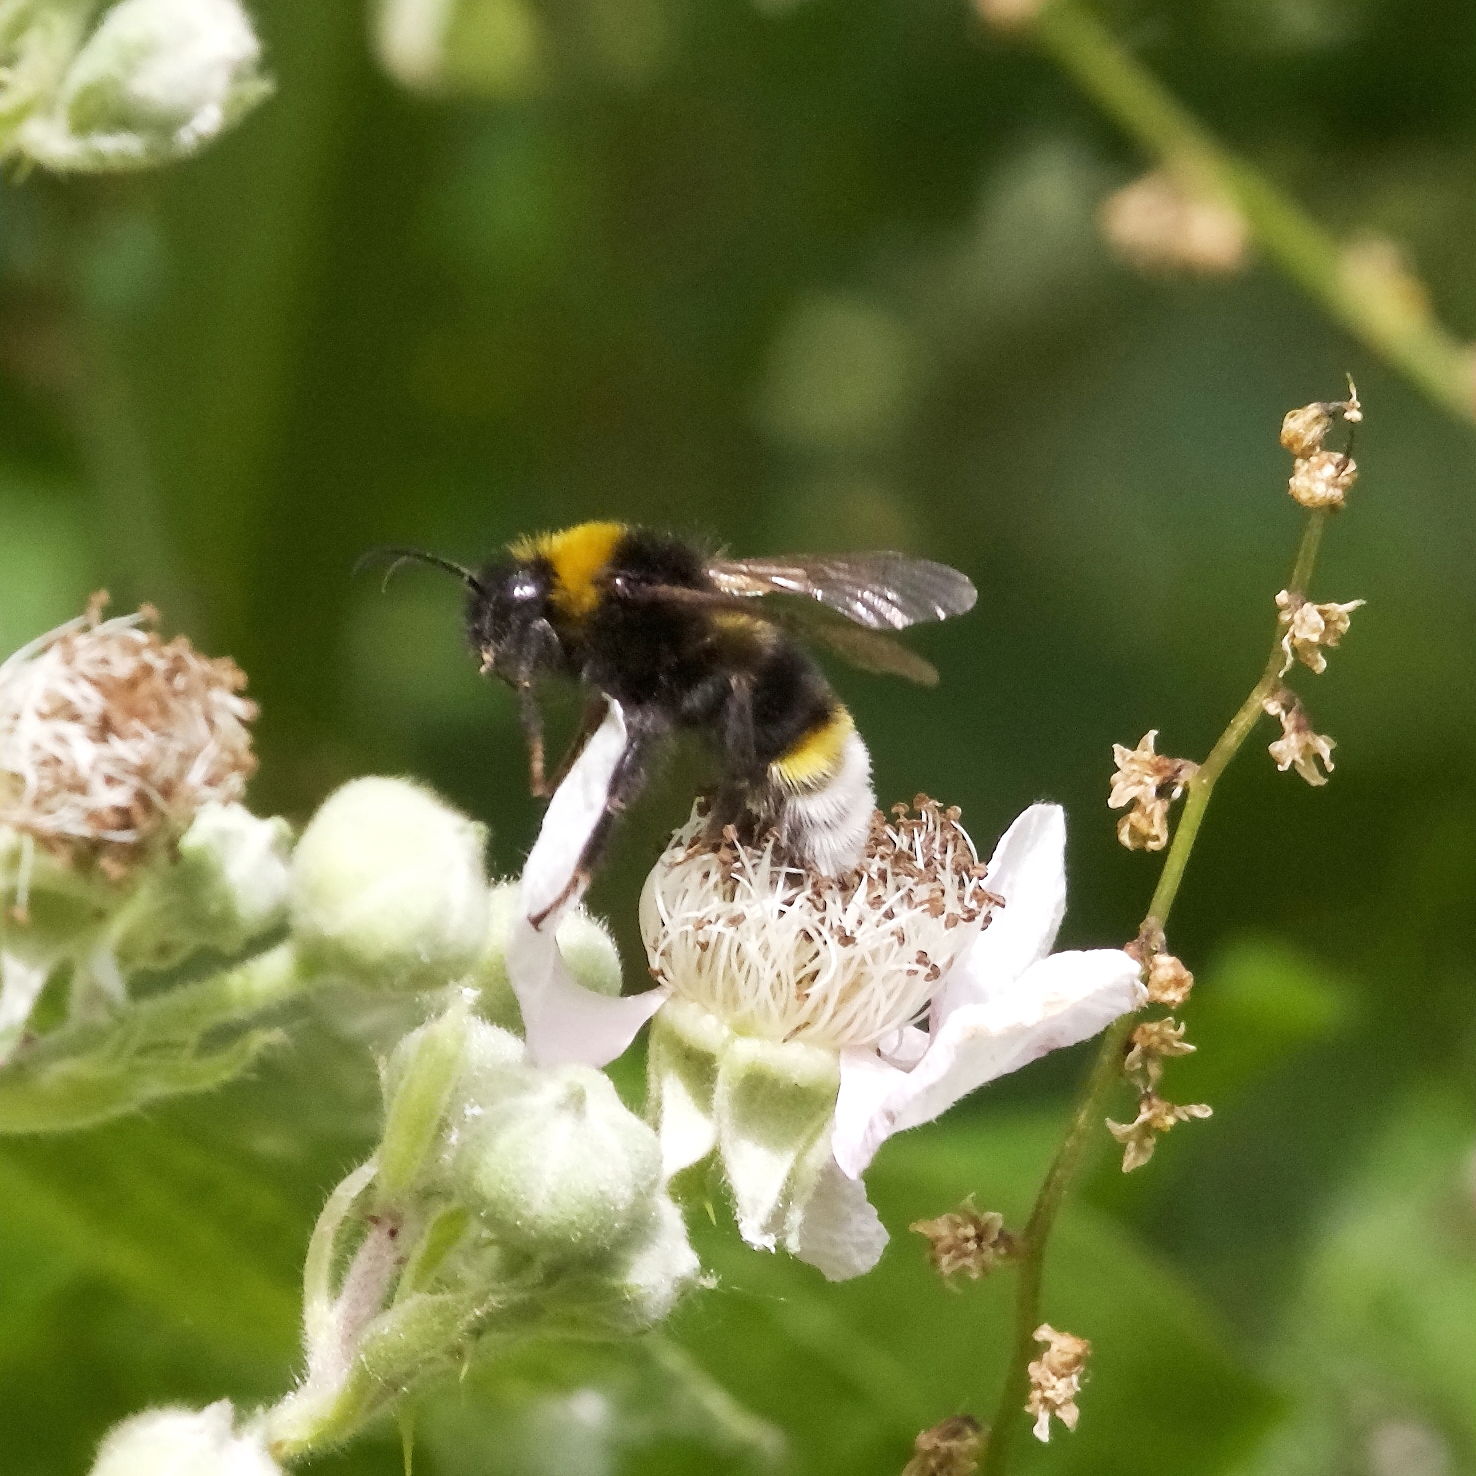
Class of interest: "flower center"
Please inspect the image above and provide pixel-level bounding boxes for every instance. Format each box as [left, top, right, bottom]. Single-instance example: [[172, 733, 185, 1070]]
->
[[639, 798, 997, 1051]]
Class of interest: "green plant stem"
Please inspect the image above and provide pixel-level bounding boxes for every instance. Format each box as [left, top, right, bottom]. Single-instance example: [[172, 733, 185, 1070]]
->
[[0, 941, 307, 1133], [979, 509, 1329, 1475], [1024, 0, 1475, 424]]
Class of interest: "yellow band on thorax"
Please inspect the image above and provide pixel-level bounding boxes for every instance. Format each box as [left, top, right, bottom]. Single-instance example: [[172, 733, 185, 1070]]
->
[[511, 521, 626, 620]]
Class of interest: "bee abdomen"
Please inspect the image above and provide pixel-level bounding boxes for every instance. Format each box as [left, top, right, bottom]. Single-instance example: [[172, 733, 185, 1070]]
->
[[766, 707, 875, 874]]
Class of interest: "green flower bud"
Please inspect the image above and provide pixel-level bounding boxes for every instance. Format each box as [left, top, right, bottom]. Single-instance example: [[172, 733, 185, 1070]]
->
[[21, 0, 272, 172], [548, 1197, 702, 1337], [90, 1402, 281, 1476], [475, 880, 623, 1030], [378, 1009, 528, 1202], [114, 803, 291, 973], [452, 1065, 661, 1263], [290, 779, 489, 993]]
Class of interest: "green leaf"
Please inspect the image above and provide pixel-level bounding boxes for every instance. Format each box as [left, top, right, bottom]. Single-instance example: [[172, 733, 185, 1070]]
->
[[0, 1114, 302, 1360], [1233, 1082, 1476, 1476]]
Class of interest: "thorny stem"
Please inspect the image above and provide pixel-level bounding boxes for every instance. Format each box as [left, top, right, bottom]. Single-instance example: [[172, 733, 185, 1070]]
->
[[979, 507, 1332, 1475], [1017, 0, 1476, 425]]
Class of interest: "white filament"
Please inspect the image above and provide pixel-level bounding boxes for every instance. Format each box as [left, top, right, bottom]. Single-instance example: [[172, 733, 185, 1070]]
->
[[640, 800, 997, 1051]]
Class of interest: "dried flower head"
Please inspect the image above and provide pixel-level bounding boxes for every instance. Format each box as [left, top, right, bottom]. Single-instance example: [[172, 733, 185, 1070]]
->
[[1026, 1324, 1091, 1442], [1288, 450, 1357, 511], [1107, 1091, 1212, 1172], [642, 798, 996, 1051], [1097, 169, 1248, 277], [902, 1415, 984, 1476], [1263, 689, 1336, 786], [1108, 731, 1197, 852], [1123, 1016, 1194, 1088], [1275, 590, 1365, 676], [911, 1201, 1015, 1284], [0, 601, 256, 878]]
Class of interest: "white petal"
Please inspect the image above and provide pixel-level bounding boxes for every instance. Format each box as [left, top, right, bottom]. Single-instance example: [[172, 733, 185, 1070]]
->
[[784, 1155, 888, 1282], [518, 700, 627, 927], [934, 802, 1067, 1021], [840, 949, 1144, 1174], [830, 1045, 908, 1180], [505, 911, 665, 1069], [506, 698, 666, 1067]]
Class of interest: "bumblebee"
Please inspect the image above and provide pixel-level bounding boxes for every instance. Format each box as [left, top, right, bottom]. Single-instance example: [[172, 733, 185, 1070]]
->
[[375, 521, 975, 919]]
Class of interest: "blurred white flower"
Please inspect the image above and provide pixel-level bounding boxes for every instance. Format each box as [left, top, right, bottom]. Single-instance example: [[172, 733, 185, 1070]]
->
[[90, 1402, 280, 1476], [19, 0, 271, 171]]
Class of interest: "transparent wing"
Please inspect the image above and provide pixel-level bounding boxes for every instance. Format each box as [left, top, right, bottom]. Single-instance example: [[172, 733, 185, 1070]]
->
[[706, 552, 976, 630], [611, 579, 941, 685]]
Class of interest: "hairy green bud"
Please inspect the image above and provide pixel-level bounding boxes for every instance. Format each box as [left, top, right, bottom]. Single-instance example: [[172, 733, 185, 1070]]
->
[[290, 778, 489, 993], [451, 1065, 661, 1263]]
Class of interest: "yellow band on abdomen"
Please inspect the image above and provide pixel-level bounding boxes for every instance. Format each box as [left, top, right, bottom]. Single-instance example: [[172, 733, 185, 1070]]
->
[[770, 707, 854, 792]]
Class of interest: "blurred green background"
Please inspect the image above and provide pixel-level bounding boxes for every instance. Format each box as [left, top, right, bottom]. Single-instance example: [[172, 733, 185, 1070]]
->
[[1, 0, 1474, 1473]]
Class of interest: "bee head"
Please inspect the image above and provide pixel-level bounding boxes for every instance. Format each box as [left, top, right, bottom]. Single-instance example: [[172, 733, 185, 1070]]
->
[[467, 555, 559, 685]]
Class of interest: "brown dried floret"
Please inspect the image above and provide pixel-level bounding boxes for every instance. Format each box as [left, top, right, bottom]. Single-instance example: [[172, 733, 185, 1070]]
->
[[1026, 1324, 1091, 1442], [1107, 1091, 1212, 1172], [911, 1202, 1016, 1284], [902, 1415, 984, 1476], [1263, 689, 1336, 786], [1108, 731, 1197, 852], [1275, 590, 1365, 676]]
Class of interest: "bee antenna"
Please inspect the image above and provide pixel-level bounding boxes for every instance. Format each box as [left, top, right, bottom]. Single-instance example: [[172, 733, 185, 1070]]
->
[[355, 545, 485, 596]]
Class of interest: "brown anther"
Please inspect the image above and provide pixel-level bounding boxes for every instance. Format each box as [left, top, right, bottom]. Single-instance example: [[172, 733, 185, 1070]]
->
[[0, 604, 257, 876], [1145, 951, 1193, 1007], [1280, 402, 1334, 458]]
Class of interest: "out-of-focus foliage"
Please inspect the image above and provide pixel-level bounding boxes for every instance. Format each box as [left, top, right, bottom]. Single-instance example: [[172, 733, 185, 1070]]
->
[[0, 0, 1473, 1472]]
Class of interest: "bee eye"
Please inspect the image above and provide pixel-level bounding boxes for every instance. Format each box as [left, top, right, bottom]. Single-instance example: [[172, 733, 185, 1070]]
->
[[511, 576, 542, 604]]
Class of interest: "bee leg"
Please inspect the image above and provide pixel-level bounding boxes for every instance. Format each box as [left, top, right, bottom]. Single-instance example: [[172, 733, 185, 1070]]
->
[[543, 694, 609, 794], [704, 676, 763, 845], [528, 711, 664, 930], [518, 681, 547, 796]]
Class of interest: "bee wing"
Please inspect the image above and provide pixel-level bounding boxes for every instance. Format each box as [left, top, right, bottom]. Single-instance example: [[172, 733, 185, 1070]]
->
[[706, 552, 977, 631], [612, 578, 941, 686]]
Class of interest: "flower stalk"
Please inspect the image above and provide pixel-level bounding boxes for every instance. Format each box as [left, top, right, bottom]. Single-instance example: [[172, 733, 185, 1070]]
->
[[979, 414, 1355, 1473], [994, 0, 1475, 424]]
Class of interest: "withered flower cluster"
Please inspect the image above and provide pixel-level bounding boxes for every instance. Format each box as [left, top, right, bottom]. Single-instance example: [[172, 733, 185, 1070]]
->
[[911, 1201, 1016, 1285], [1026, 1324, 1091, 1442], [1108, 731, 1197, 853]]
